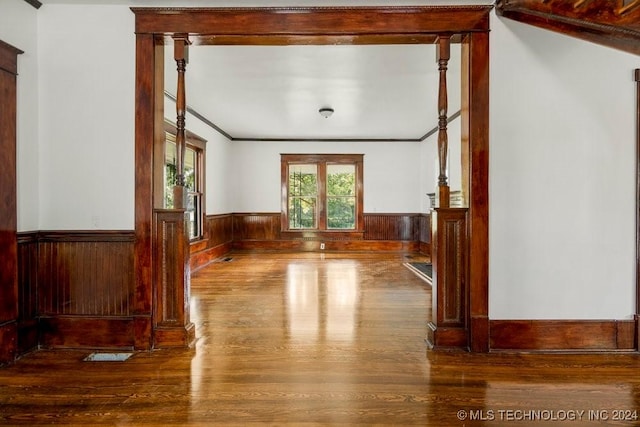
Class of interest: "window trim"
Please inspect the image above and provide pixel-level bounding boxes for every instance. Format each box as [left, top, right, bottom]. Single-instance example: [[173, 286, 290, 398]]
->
[[281, 153, 364, 239]]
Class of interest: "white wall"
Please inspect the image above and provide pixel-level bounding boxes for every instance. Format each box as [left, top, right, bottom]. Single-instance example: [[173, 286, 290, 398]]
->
[[490, 15, 638, 319], [0, 0, 39, 231], [230, 140, 422, 213], [38, 5, 135, 229]]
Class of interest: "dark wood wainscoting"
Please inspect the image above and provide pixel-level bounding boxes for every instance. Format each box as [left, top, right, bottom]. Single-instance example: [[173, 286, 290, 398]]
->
[[490, 319, 636, 351], [419, 214, 431, 257], [231, 212, 428, 253], [37, 232, 134, 317], [16, 232, 38, 355], [190, 214, 233, 271], [233, 212, 281, 242], [363, 213, 419, 240], [16, 231, 135, 351]]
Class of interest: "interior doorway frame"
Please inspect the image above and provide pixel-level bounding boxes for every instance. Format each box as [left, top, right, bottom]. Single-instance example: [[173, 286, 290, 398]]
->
[[131, 6, 492, 352]]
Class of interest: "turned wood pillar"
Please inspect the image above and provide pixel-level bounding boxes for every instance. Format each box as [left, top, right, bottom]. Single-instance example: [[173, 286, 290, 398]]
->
[[0, 40, 22, 364], [173, 34, 190, 209], [437, 36, 451, 208]]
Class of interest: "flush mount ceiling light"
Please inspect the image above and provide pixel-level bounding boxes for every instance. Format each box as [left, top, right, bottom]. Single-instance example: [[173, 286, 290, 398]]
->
[[319, 107, 334, 118]]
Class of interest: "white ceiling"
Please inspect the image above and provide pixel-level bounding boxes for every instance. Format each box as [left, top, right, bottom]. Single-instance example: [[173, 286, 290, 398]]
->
[[38, 0, 486, 140], [165, 43, 462, 141]]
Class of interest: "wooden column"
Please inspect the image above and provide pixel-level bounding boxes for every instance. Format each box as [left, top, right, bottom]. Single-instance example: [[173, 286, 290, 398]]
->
[[634, 68, 640, 419], [437, 35, 451, 208], [464, 31, 490, 353], [0, 40, 23, 364], [134, 34, 160, 350]]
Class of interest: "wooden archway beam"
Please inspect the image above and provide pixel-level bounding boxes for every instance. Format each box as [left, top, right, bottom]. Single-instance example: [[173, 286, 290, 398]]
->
[[132, 6, 491, 37]]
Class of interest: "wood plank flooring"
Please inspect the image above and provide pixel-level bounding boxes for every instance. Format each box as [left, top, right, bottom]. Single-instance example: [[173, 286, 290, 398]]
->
[[1, 252, 640, 426]]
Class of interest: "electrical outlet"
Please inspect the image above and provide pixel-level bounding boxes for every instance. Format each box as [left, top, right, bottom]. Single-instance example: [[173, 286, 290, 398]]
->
[[320, 243, 325, 250]]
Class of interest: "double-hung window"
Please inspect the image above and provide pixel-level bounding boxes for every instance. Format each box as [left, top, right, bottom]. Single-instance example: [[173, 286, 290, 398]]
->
[[281, 154, 363, 234]]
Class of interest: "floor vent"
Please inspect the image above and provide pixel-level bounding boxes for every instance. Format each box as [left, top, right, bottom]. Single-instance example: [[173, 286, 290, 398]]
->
[[84, 352, 133, 362]]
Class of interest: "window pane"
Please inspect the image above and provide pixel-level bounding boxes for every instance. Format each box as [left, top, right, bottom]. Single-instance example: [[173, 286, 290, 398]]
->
[[327, 164, 356, 229], [327, 197, 355, 229], [327, 164, 355, 196], [184, 147, 197, 191], [187, 192, 202, 240], [289, 197, 317, 229], [164, 140, 177, 208], [289, 164, 317, 196], [187, 193, 196, 239], [289, 164, 318, 229]]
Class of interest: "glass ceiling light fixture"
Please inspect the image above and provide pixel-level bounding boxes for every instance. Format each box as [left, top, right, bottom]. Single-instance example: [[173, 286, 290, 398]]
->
[[319, 107, 334, 118]]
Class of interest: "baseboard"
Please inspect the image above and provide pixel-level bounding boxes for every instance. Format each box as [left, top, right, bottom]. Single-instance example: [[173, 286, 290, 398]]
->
[[490, 319, 636, 351], [0, 321, 17, 364], [190, 242, 233, 272], [39, 316, 135, 350], [17, 318, 38, 355], [154, 322, 196, 348], [233, 240, 420, 252], [426, 321, 468, 350], [419, 241, 431, 258]]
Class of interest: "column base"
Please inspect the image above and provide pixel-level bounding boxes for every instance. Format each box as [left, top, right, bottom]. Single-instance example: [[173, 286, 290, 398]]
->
[[154, 322, 196, 348], [426, 321, 468, 351]]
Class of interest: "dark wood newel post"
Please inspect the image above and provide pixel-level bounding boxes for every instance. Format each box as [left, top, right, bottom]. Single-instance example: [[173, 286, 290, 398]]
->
[[173, 34, 190, 209], [437, 35, 451, 208]]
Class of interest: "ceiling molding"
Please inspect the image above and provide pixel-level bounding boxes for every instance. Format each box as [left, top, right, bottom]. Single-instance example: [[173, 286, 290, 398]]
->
[[164, 91, 233, 140], [419, 110, 462, 141], [496, 0, 640, 55], [165, 91, 460, 143], [23, 0, 42, 9]]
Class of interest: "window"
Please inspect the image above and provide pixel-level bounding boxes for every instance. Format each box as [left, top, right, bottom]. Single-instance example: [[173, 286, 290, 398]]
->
[[281, 154, 363, 234], [164, 126, 206, 241]]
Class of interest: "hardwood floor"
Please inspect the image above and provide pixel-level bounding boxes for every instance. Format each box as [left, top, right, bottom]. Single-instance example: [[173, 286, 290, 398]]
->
[[1, 252, 640, 426]]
